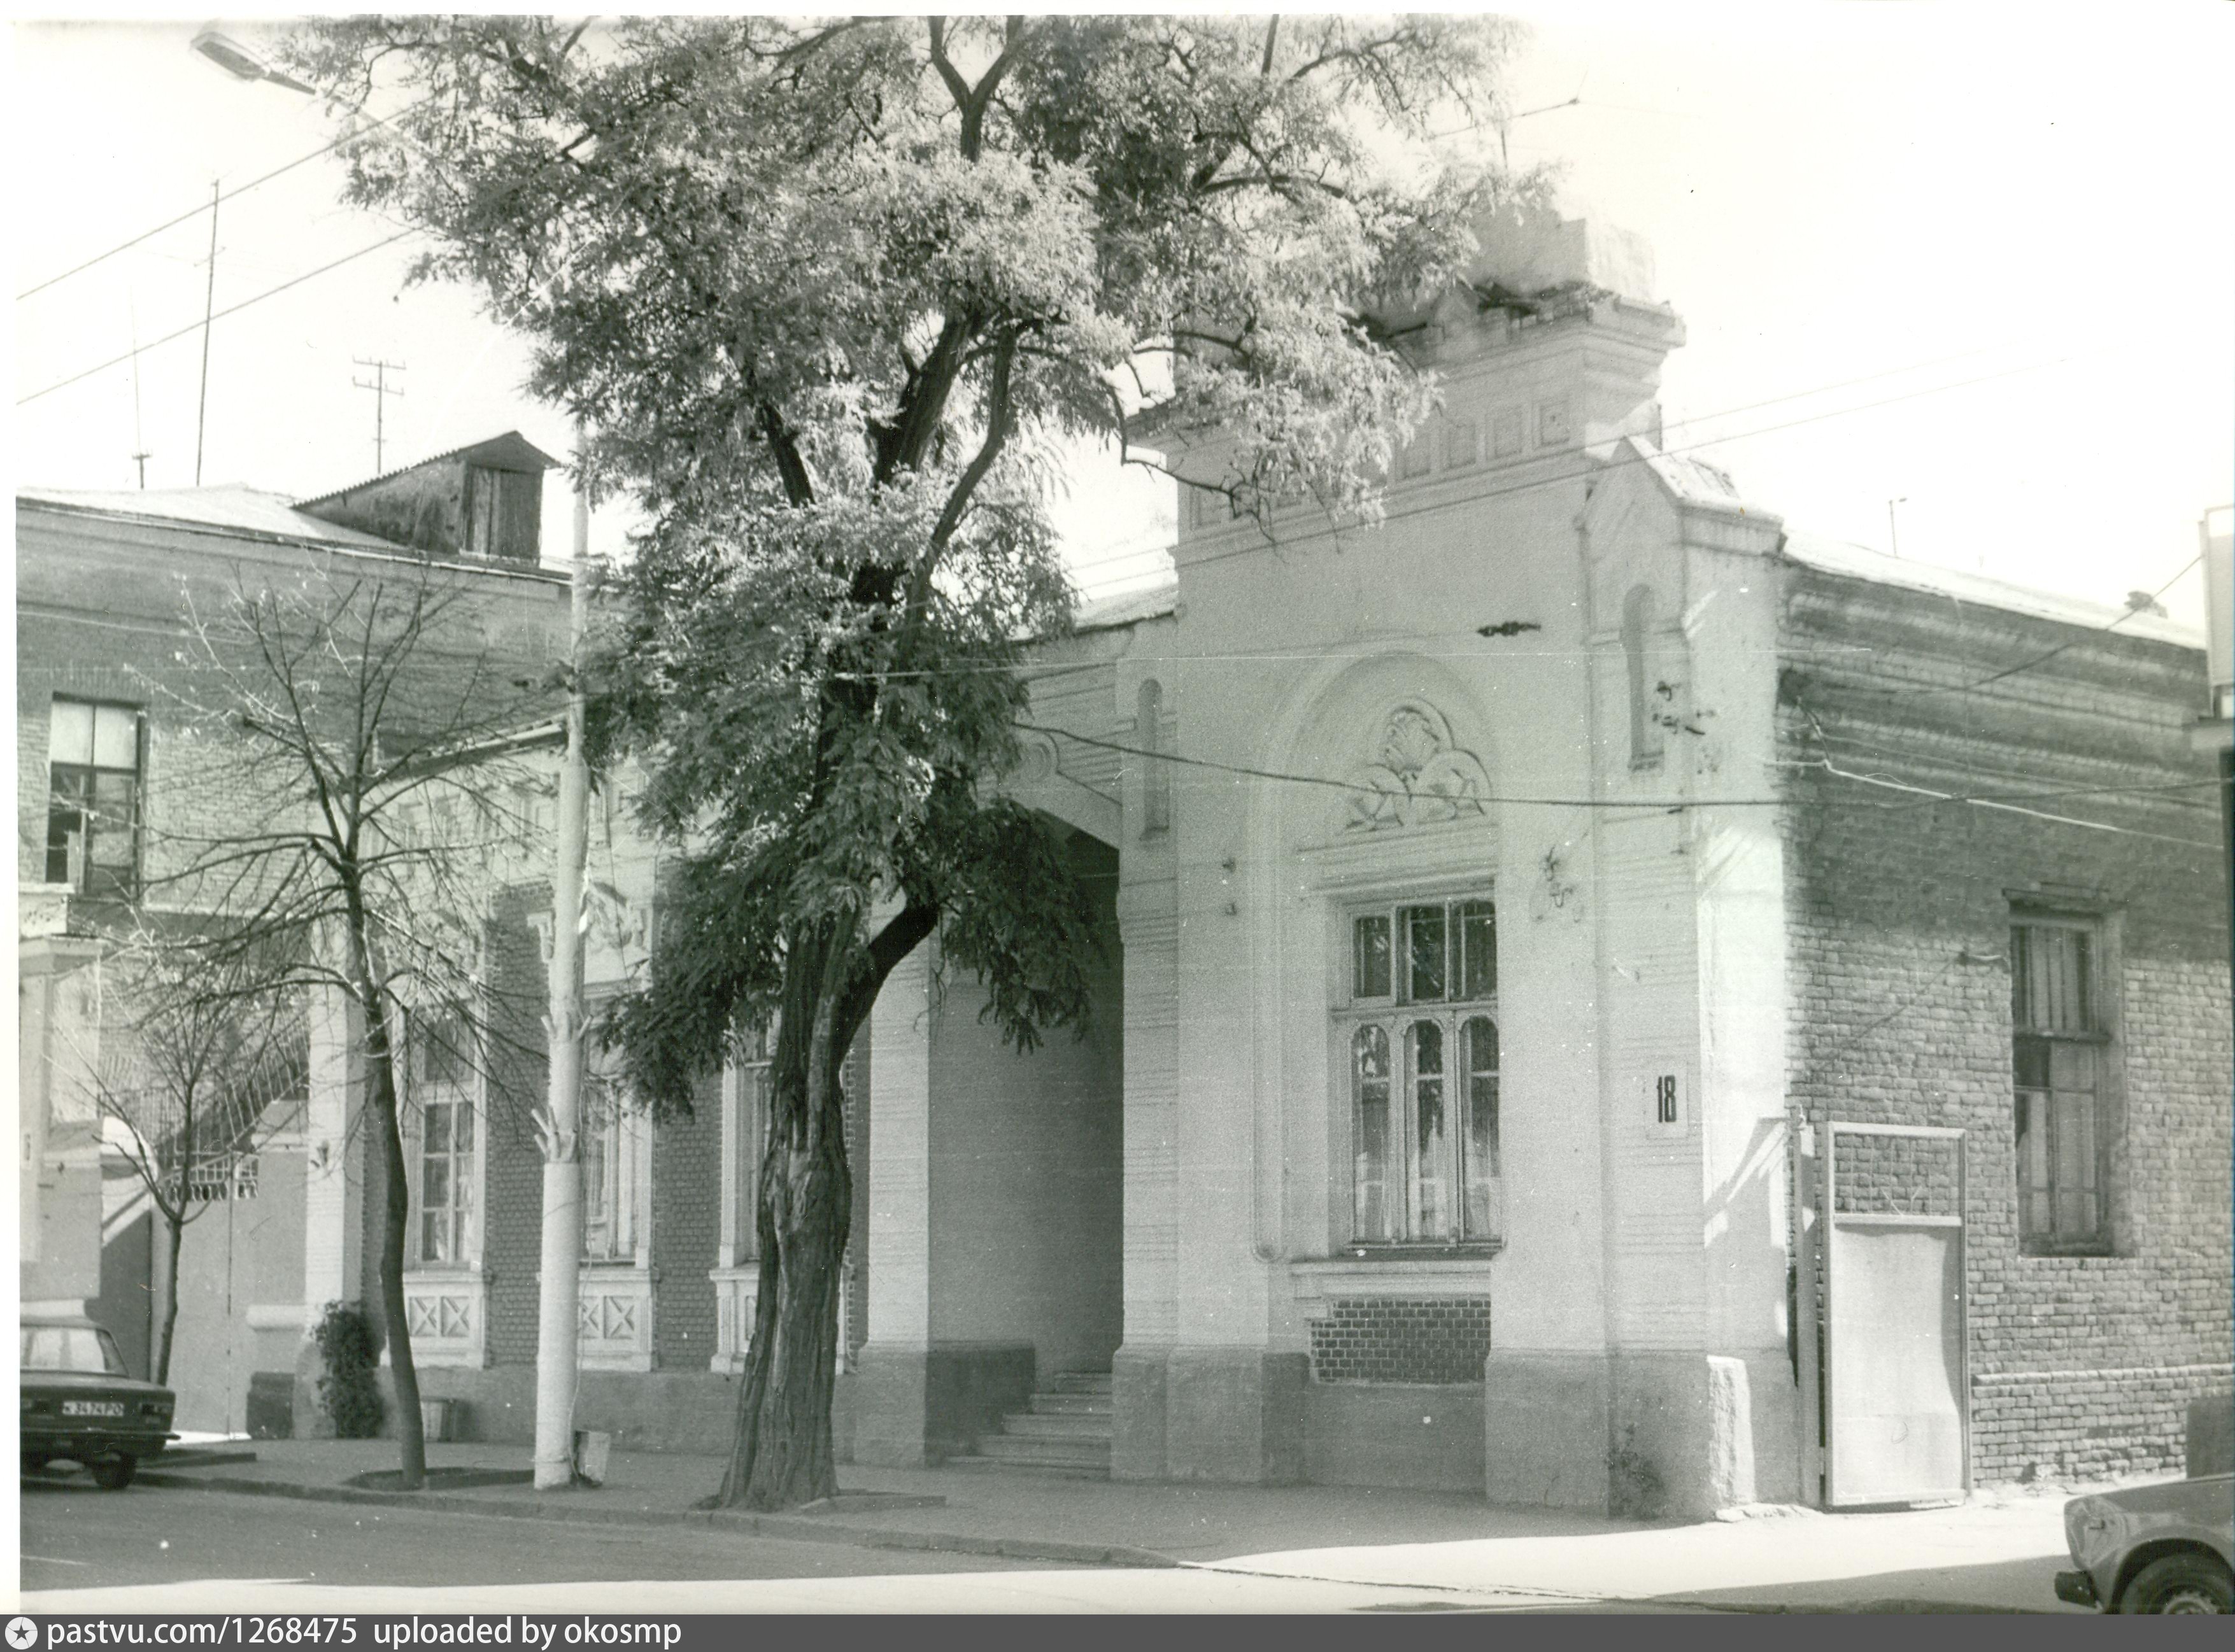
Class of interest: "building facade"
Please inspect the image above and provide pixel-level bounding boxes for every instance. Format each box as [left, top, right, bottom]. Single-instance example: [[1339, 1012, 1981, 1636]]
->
[[18, 214, 2229, 1514]]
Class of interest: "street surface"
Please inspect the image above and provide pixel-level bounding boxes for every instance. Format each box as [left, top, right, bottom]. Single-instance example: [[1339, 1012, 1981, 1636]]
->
[[20, 1474, 2080, 1614]]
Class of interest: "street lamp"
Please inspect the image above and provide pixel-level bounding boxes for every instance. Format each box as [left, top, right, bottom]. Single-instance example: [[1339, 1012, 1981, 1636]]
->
[[190, 26, 318, 95]]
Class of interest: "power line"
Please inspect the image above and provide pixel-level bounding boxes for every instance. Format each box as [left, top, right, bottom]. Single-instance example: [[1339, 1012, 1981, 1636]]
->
[[1068, 342, 2115, 586], [17, 230, 418, 407], [16, 99, 429, 303], [1013, 721, 2220, 849]]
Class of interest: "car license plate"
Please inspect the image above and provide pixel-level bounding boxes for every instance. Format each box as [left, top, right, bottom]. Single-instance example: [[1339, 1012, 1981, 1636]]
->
[[61, 1401, 124, 1418]]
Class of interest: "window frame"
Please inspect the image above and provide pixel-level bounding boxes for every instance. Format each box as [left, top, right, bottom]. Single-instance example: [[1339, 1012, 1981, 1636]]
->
[[717, 1020, 775, 1268], [1335, 893, 1504, 1253], [46, 696, 144, 898], [581, 1062, 651, 1266], [402, 1007, 482, 1271], [2010, 910, 2118, 1257]]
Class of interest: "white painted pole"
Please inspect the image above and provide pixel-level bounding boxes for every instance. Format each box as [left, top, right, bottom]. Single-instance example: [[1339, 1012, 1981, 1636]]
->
[[532, 421, 593, 1490]]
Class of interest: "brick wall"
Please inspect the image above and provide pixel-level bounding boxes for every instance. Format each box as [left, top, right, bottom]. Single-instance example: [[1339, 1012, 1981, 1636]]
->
[[652, 1069, 722, 1371], [1309, 1297, 1493, 1385], [1780, 563, 2232, 1485], [483, 889, 551, 1367]]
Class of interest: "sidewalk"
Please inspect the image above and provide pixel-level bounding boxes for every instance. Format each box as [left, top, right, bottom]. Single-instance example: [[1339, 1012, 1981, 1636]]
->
[[138, 1438, 2096, 1611]]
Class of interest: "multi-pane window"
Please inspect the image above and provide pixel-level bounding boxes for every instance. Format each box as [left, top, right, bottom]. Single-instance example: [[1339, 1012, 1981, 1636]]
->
[[583, 1059, 648, 1264], [46, 698, 141, 896], [1342, 897, 1501, 1246], [727, 1022, 774, 1261], [409, 1015, 476, 1266], [2012, 917, 2110, 1252]]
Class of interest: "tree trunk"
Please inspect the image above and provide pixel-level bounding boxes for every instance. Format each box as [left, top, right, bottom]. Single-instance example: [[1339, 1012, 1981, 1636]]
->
[[711, 928, 858, 1511], [365, 1002, 427, 1490], [152, 1206, 184, 1388]]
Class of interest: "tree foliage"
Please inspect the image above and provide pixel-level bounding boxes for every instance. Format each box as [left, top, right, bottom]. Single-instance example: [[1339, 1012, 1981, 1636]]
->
[[285, 11, 1535, 1508], [153, 556, 556, 1488]]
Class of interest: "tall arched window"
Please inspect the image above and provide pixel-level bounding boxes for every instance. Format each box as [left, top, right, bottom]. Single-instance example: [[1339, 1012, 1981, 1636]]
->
[[1342, 897, 1502, 1245], [1137, 679, 1170, 836], [1622, 584, 1664, 768]]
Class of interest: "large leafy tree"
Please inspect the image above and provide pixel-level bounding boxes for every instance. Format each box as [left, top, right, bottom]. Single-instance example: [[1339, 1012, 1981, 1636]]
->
[[287, 13, 1533, 1509]]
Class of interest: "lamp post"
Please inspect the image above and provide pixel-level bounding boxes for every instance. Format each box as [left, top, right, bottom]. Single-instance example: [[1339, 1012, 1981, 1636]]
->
[[533, 427, 592, 1490], [194, 23, 599, 1492]]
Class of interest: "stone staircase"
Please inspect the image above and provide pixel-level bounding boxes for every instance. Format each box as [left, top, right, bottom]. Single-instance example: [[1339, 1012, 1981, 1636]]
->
[[951, 1369, 1112, 1478]]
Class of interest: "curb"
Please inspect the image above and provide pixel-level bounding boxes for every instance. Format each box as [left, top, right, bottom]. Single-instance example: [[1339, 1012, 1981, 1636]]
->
[[136, 1470, 1177, 1572]]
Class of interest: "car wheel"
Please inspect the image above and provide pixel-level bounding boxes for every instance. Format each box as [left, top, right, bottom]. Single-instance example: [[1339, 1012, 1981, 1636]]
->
[[89, 1454, 138, 1492], [2123, 1554, 2233, 1614]]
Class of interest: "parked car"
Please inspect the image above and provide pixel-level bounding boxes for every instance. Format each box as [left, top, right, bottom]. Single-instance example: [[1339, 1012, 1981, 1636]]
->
[[19, 1311, 174, 1490], [2055, 1474, 2234, 1613]]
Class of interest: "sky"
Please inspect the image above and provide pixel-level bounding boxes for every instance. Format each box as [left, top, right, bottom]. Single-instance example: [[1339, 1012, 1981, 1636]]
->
[[8, 4, 2232, 626]]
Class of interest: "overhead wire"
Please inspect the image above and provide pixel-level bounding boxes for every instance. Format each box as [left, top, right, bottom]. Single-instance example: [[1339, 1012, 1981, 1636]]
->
[[1013, 719, 2223, 851], [1065, 342, 2124, 586], [15, 94, 434, 302], [17, 230, 421, 407]]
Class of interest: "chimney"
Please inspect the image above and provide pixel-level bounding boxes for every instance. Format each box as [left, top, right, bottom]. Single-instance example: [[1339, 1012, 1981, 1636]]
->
[[297, 431, 558, 565]]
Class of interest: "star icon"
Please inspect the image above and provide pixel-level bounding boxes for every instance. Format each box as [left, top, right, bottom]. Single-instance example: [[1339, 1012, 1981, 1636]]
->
[[7, 1617, 40, 1649]]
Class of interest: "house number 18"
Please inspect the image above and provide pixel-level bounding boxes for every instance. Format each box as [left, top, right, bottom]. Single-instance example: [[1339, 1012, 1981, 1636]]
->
[[1655, 1074, 1679, 1126]]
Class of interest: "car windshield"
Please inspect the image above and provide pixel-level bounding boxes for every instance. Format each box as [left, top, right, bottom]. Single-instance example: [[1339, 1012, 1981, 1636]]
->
[[20, 1326, 127, 1376]]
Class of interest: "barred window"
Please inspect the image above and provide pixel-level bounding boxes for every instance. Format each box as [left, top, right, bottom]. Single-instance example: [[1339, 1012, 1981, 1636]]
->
[[2012, 915, 2110, 1253], [1342, 897, 1501, 1246]]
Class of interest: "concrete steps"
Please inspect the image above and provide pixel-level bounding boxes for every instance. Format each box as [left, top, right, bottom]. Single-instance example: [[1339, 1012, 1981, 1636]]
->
[[948, 1367, 1113, 1479]]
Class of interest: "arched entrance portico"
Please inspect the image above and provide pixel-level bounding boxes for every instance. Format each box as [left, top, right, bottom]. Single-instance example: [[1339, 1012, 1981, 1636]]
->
[[849, 812, 1125, 1469]]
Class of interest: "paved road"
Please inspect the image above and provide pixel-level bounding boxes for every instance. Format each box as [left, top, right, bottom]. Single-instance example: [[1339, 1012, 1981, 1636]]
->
[[17, 1474, 1698, 1613], [20, 1474, 1037, 1594], [20, 1472, 2069, 1614]]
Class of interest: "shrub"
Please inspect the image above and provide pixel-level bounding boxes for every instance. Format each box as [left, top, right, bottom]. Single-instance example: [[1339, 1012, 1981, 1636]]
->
[[313, 1301, 384, 1439]]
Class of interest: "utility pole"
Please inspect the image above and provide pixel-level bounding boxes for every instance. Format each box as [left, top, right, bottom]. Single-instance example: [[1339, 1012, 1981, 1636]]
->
[[1887, 496, 1908, 560], [194, 181, 219, 486], [532, 420, 593, 1492], [352, 358, 408, 474]]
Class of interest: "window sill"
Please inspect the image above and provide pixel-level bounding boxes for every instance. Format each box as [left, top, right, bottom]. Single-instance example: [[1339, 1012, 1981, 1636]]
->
[[2019, 1240, 2118, 1260], [1291, 1250, 1501, 1315], [1317, 1244, 1505, 1262]]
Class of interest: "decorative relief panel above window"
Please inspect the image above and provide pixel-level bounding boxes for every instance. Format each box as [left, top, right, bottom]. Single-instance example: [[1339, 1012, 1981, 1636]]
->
[[1342, 702, 1493, 835]]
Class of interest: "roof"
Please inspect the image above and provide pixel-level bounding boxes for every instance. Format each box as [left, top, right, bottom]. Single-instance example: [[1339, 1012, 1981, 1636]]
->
[[1782, 530, 2204, 650], [17, 483, 413, 552], [1074, 578, 1179, 633], [295, 430, 560, 510]]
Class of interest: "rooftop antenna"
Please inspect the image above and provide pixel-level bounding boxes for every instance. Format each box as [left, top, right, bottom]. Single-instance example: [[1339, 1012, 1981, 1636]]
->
[[127, 286, 151, 489], [194, 179, 220, 485], [352, 357, 406, 474]]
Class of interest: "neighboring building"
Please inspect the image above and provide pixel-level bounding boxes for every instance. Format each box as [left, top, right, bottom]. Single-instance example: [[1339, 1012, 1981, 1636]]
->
[[17, 212, 2229, 1512]]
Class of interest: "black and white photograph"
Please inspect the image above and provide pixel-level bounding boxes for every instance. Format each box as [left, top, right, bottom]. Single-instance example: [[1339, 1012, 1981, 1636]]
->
[[10, 3, 2232, 1620]]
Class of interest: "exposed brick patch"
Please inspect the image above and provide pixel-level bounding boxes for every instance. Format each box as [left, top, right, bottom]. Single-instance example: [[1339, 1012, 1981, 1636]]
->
[[1829, 1129, 1961, 1220], [1309, 1297, 1491, 1385], [1973, 1364, 2234, 1483]]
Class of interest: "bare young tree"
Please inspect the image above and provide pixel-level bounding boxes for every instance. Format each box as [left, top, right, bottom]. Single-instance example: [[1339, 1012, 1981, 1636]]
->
[[148, 554, 556, 1490], [85, 930, 307, 1387]]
